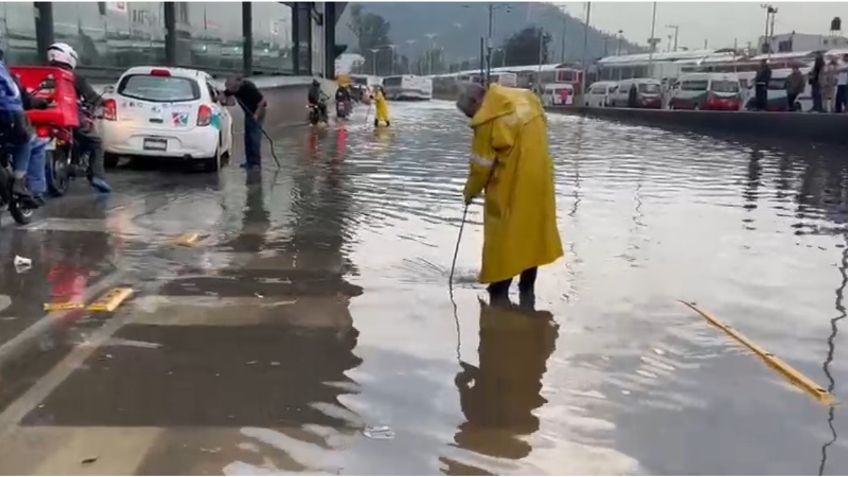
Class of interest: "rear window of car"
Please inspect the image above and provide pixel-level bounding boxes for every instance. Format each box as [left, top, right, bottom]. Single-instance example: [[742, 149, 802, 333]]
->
[[768, 78, 787, 90], [710, 80, 740, 93], [118, 74, 200, 102], [590, 84, 606, 94], [639, 83, 660, 94], [681, 80, 709, 91]]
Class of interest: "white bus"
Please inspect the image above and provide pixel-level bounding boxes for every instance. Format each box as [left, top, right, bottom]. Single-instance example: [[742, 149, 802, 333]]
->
[[382, 75, 433, 100]]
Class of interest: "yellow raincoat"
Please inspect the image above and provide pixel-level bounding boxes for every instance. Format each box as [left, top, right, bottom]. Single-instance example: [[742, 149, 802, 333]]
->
[[374, 88, 390, 126], [464, 85, 563, 284]]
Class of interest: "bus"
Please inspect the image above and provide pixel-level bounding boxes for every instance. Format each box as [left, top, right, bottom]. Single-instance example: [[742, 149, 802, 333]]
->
[[382, 75, 433, 100]]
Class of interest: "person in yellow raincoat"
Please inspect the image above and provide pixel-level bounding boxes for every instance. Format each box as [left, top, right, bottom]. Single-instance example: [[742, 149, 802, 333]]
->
[[456, 83, 563, 304], [373, 86, 391, 127]]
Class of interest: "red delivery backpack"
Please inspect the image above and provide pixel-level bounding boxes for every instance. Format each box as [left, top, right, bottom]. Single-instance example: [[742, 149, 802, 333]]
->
[[9, 66, 79, 129]]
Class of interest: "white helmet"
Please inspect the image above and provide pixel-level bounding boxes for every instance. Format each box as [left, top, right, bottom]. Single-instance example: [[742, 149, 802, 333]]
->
[[46, 42, 79, 70]]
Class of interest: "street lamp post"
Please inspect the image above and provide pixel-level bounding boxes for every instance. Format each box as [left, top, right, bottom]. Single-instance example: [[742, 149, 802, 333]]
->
[[648, 1, 657, 73], [665, 24, 679, 52], [425, 32, 437, 76], [617, 29, 624, 55], [405, 39, 416, 74], [369, 48, 379, 76], [581, 2, 591, 95]]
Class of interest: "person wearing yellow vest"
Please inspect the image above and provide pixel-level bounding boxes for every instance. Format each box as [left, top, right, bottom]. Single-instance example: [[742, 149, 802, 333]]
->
[[456, 83, 563, 305], [373, 86, 390, 127]]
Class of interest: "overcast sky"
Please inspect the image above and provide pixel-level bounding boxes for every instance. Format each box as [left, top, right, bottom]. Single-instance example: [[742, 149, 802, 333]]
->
[[558, 2, 847, 51]]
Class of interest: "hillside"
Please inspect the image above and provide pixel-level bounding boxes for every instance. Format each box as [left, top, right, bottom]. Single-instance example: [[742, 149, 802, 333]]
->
[[336, 2, 644, 69]]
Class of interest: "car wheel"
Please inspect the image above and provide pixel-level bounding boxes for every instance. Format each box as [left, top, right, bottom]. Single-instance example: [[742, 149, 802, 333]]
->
[[104, 153, 119, 169], [202, 148, 221, 172]]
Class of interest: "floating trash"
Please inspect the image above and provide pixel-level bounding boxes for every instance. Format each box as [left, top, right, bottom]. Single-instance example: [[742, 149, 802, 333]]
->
[[363, 425, 395, 440], [13, 255, 32, 273]]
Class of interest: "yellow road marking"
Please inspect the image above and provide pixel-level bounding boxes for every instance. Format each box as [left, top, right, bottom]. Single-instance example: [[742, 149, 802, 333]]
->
[[680, 300, 835, 405], [87, 288, 134, 312], [173, 233, 201, 247], [42, 302, 84, 312]]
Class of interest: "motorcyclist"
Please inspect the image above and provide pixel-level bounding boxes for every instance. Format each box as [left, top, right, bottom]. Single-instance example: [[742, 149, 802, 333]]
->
[[46, 42, 111, 193], [12, 74, 51, 205], [0, 52, 38, 202], [335, 84, 351, 118], [307, 79, 328, 123]]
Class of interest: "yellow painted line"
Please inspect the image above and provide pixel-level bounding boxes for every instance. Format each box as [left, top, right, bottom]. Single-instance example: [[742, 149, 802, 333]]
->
[[87, 288, 134, 312], [43, 302, 84, 312], [172, 232, 201, 247], [680, 300, 835, 405]]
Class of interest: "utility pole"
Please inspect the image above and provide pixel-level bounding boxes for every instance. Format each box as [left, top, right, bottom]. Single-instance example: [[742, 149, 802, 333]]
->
[[581, 2, 591, 95], [487, 4, 493, 84], [561, 12, 568, 63], [760, 4, 776, 55], [648, 1, 657, 70], [666, 24, 679, 52], [617, 29, 623, 55], [369, 48, 378, 76]]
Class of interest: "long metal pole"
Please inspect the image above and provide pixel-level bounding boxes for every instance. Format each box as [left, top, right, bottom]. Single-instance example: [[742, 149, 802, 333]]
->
[[561, 14, 567, 63], [486, 4, 493, 84], [648, 2, 657, 75], [581, 2, 591, 94]]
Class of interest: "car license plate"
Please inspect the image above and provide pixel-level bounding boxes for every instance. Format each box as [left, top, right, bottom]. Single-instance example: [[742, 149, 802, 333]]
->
[[143, 138, 167, 151]]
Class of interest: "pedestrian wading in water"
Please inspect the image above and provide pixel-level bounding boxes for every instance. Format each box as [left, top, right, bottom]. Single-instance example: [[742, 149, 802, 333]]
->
[[456, 83, 563, 307]]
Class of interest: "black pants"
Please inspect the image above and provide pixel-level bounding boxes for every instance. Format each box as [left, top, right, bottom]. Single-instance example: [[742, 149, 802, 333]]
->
[[755, 84, 767, 110], [487, 267, 538, 300], [812, 83, 823, 112], [786, 92, 799, 111], [836, 85, 847, 113], [74, 129, 105, 180]]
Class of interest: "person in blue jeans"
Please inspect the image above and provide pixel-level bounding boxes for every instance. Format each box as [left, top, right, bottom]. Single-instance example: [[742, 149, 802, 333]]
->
[[224, 76, 267, 169], [0, 54, 40, 205]]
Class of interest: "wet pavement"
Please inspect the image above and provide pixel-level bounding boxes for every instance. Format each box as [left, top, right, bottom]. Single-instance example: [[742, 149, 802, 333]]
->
[[0, 100, 847, 474]]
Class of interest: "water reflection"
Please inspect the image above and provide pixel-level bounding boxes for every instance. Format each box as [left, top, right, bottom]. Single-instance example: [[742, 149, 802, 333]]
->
[[447, 300, 558, 471]]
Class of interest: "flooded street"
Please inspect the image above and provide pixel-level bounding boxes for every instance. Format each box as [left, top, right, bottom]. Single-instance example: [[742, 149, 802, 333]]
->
[[0, 100, 846, 474]]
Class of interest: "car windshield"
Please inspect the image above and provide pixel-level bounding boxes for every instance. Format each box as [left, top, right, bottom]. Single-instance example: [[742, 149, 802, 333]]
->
[[639, 83, 660, 94], [681, 80, 709, 91], [118, 74, 200, 102], [711, 80, 740, 93]]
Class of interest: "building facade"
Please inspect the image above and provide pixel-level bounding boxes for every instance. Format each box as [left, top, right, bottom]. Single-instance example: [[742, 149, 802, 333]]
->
[[0, 2, 343, 80], [760, 32, 848, 54]]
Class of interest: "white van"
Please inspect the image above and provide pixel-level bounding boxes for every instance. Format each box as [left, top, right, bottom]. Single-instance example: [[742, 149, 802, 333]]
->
[[584, 81, 618, 107], [542, 83, 575, 107], [609, 78, 662, 108], [669, 73, 742, 110]]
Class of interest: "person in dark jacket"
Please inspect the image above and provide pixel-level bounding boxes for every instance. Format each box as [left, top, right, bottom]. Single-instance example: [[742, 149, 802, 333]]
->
[[754, 59, 771, 111], [307, 79, 328, 123], [627, 83, 638, 108], [784, 65, 805, 111], [46, 42, 111, 192], [223, 76, 267, 168], [811, 52, 825, 112]]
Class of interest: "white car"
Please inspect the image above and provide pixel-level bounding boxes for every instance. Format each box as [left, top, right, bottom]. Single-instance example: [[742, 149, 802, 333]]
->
[[99, 66, 233, 171]]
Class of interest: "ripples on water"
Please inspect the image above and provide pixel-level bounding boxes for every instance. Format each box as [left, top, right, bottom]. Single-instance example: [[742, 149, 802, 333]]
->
[[258, 101, 847, 475], [39, 100, 847, 474]]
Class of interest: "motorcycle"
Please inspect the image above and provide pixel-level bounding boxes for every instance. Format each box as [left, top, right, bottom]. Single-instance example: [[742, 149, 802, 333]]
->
[[336, 99, 351, 120], [0, 138, 37, 225], [307, 101, 328, 126], [41, 103, 95, 197]]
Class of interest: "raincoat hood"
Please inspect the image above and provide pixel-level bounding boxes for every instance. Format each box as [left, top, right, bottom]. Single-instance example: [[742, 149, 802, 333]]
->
[[471, 84, 542, 129]]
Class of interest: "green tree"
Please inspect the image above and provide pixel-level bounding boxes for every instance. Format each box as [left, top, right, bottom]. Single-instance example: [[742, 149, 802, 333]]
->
[[347, 5, 392, 73], [500, 27, 551, 67]]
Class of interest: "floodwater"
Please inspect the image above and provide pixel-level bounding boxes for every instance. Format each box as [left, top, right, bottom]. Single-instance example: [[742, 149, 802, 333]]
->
[[0, 100, 846, 474]]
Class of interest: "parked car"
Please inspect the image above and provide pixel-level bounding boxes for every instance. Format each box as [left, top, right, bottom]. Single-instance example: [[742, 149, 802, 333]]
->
[[609, 78, 662, 108], [669, 73, 742, 111], [542, 83, 575, 107], [584, 81, 618, 107], [98, 66, 234, 171]]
